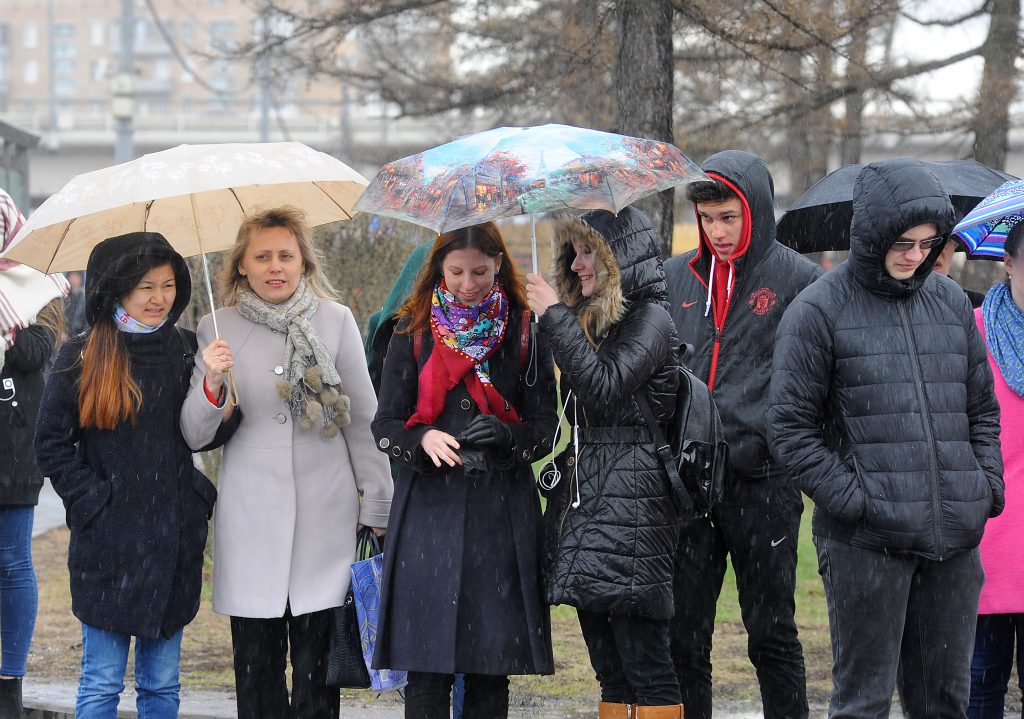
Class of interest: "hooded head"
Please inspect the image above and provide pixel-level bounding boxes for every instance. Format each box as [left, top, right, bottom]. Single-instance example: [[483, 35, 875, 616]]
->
[[688, 150, 777, 273], [550, 205, 667, 342], [849, 158, 956, 298], [85, 232, 191, 328]]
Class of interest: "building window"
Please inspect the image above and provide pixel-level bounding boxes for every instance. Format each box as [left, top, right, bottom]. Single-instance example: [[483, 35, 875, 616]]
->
[[209, 20, 236, 51], [53, 23, 76, 39], [181, 21, 195, 45], [23, 23, 38, 49], [154, 58, 171, 81], [54, 59, 75, 76], [91, 20, 104, 47], [55, 77, 76, 95], [90, 58, 107, 82], [54, 42, 77, 58], [23, 59, 38, 84]]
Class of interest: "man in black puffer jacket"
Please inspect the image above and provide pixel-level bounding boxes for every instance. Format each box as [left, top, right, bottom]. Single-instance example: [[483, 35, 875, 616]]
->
[[664, 150, 820, 719], [769, 157, 1003, 717]]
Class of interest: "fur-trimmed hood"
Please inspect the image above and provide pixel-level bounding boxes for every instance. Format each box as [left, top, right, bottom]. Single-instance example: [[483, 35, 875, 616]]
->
[[550, 206, 668, 341]]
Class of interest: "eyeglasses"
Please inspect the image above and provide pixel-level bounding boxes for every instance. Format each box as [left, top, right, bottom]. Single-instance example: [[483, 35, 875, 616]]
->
[[890, 236, 946, 253]]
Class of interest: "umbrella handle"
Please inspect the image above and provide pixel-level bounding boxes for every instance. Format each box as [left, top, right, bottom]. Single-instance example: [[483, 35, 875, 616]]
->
[[531, 213, 538, 275], [197, 227, 239, 408]]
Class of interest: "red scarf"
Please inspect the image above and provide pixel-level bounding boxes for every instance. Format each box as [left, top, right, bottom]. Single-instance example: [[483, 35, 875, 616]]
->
[[405, 282, 520, 428]]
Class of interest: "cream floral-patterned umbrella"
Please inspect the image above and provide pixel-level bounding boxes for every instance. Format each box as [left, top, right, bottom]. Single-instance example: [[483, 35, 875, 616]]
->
[[1, 141, 367, 404], [1, 141, 368, 320]]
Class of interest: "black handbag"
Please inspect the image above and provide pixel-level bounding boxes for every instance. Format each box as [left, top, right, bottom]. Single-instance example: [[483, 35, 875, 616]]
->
[[325, 528, 383, 689]]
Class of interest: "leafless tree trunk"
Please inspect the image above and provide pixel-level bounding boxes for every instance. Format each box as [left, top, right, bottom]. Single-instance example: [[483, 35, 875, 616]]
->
[[971, 0, 1021, 169], [616, 0, 675, 258], [840, 22, 869, 165]]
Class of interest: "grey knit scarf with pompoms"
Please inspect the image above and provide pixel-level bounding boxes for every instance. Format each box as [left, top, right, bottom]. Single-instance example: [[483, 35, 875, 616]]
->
[[235, 278, 351, 437]]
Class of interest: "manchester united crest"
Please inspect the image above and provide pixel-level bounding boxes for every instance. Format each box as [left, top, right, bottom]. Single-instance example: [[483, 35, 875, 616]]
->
[[748, 287, 777, 316]]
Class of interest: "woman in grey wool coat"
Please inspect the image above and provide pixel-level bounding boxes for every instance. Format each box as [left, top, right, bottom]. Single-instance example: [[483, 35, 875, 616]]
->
[[181, 207, 393, 719]]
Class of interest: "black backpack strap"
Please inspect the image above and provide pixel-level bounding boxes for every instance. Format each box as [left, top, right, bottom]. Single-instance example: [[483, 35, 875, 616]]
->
[[636, 392, 693, 514]]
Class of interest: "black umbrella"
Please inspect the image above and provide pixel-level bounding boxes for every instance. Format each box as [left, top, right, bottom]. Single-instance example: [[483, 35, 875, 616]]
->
[[777, 159, 1018, 254]]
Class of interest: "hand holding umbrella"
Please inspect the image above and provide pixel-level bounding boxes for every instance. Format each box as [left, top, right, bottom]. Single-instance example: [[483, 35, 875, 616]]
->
[[201, 338, 234, 406], [526, 272, 559, 317]]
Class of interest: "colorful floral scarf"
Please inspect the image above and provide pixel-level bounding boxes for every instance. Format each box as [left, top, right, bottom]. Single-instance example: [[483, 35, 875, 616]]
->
[[405, 279, 520, 428], [982, 281, 1024, 398]]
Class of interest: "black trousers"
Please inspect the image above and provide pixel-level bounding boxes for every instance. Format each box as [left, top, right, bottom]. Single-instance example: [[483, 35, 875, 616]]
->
[[577, 609, 680, 706], [671, 476, 807, 719], [404, 671, 509, 719], [230, 607, 339, 719]]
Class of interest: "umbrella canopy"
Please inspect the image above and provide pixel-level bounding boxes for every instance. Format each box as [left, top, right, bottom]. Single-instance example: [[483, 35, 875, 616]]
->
[[1, 141, 368, 273], [952, 178, 1024, 258], [353, 124, 708, 237], [777, 159, 1017, 254]]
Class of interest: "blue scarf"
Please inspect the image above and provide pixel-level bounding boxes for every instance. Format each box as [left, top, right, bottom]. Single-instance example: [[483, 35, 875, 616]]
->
[[982, 282, 1024, 398], [113, 302, 167, 334]]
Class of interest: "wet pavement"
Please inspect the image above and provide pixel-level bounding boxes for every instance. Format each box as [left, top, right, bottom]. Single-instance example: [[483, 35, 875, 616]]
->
[[22, 679, 773, 718]]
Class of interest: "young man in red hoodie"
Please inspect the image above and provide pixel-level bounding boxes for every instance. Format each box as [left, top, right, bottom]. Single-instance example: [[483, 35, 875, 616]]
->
[[663, 151, 821, 719]]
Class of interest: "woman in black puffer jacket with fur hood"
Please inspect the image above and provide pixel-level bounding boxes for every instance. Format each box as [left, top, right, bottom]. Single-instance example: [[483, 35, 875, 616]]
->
[[527, 206, 682, 719]]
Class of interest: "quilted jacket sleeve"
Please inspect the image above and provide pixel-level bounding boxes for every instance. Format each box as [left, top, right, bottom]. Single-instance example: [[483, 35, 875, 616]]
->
[[539, 302, 672, 420], [960, 295, 1004, 516], [768, 296, 866, 524]]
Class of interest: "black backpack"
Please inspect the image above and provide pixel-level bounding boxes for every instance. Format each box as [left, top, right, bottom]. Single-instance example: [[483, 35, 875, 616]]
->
[[637, 357, 728, 517]]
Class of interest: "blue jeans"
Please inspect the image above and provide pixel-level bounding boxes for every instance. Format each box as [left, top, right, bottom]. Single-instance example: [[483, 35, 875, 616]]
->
[[968, 613, 1024, 719], [0, 506, 36, 678], [76, 623, 183, 719]]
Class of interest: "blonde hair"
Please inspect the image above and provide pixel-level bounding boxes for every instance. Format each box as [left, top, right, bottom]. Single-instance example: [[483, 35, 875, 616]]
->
[[36, 298, 65, 347], [220, 207, 338, 306]]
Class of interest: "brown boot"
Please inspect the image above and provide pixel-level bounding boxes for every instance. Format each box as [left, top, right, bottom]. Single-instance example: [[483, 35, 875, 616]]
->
[[598, 701, 634, 718], [633, 705, 684, 719]]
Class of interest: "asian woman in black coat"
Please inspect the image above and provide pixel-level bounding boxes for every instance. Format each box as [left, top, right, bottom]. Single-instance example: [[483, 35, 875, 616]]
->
[[371, 222, 557, 719], [34, 232, 227, 719]]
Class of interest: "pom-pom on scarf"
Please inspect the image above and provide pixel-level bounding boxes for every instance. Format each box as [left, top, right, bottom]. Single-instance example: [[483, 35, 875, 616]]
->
[[235, 278, 351, 438]]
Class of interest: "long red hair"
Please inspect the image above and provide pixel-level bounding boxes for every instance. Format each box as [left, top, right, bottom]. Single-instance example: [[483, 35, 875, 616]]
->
[[398, 222, 527, 333]]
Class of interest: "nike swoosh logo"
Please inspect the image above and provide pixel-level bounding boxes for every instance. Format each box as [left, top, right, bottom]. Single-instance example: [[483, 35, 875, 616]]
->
[[770, 537, 786, 547], [681, 301, 698, 308]]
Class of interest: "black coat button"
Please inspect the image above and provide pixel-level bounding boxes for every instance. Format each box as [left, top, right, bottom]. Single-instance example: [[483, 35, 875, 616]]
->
[[460, 399, 472, 411], [378, 437, 390, 449], [391, 445, 402, 457]]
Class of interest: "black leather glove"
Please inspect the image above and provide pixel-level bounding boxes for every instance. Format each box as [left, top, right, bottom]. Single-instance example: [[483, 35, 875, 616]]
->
[[459, 447, 491, 478], [460, 414, 513, 451]]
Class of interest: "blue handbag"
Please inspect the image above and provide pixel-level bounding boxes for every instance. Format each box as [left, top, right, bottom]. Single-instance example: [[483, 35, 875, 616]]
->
[[351, 530, 407, 692]]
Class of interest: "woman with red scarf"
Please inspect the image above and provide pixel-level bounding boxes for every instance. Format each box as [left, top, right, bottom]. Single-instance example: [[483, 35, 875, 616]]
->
[[371, 222, 557, 719]]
